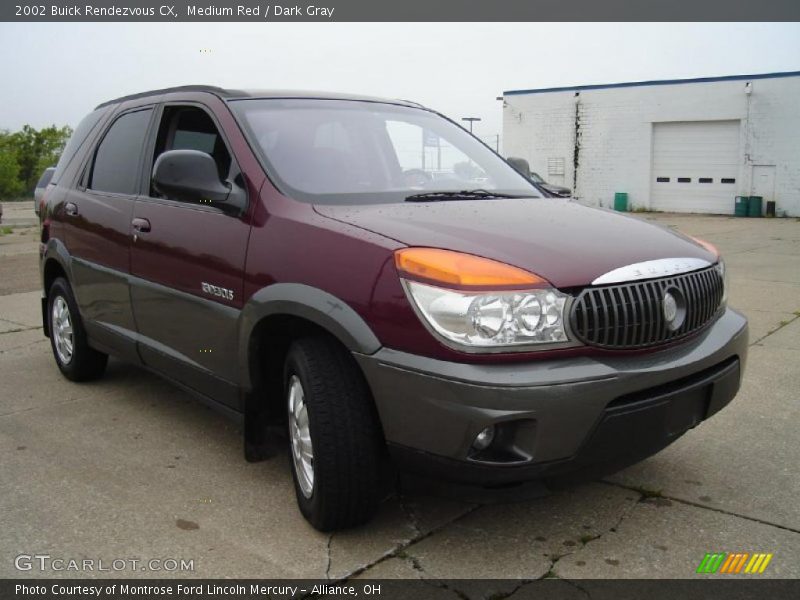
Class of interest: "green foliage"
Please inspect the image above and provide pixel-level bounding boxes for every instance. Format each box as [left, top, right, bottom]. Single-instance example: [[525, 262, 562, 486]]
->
[[0, 124, 72, 199], [0, 144, 24, 198]]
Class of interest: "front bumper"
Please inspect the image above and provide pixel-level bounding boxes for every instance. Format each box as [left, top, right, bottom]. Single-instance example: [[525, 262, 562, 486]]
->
[[355, 308, 748, 486]]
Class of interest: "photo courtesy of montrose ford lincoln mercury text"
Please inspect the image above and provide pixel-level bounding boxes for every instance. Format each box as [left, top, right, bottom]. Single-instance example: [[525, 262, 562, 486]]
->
[[37, 86, 748, 531]]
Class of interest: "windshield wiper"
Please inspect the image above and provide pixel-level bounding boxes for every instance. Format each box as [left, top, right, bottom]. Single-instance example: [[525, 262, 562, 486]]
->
[[405, 189, 524, 202]]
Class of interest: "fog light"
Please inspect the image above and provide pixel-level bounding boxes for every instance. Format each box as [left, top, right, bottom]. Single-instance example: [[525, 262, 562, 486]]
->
[[472, 426, 495, 450]]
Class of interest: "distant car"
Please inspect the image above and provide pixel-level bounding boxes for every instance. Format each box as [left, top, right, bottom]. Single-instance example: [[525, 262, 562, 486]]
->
[[34, 167, 56, 215], [529, 171, 572, 197], [506, 157, 572, 197]]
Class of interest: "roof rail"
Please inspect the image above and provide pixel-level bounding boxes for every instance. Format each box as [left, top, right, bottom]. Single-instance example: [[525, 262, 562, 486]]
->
[[94, 85, 244, 109]]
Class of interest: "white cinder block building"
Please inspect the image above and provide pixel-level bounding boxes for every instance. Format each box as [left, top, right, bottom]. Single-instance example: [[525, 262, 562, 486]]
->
[[501, 71, 800, 216]]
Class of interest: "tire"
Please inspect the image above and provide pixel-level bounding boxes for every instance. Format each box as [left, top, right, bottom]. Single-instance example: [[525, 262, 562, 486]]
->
[[47, 277, 108, 381], [284, 336, 384, 531]]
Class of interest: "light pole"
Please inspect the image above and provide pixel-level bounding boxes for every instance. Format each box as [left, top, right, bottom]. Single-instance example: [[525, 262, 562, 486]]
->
[[461, 117, 481, 133]]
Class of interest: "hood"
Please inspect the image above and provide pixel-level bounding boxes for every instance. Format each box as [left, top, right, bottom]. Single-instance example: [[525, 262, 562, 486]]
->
[[314, 198, 716, 289]]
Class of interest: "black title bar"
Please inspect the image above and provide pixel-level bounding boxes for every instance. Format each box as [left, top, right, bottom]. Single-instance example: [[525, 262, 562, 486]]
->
[[3, 0, 800, 22]]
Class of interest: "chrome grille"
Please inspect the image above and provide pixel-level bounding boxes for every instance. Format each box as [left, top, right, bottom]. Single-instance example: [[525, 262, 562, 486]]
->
[[570, 266, 724, 349]]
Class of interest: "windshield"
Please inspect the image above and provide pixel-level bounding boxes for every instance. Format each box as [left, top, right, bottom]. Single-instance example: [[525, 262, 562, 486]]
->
[[230, 99, 542, 204], [529, 172, 544, 184]]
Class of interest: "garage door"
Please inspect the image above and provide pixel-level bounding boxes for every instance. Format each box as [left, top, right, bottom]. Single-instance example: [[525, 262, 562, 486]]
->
[[650, 120, 740, 213]]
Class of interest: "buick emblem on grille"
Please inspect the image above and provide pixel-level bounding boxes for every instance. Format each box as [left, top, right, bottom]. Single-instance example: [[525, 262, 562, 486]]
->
[[663, 291, 678, 323], [662, 287, 686, 331]]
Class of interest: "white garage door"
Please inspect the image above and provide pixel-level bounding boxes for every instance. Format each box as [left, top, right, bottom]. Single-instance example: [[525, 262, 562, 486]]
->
[[650, 120, 740, 213]]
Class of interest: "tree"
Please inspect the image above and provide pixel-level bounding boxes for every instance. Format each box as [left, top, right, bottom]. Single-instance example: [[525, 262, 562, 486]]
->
[[9, 124, 72, 194], [0, 132, 24, 199], [0, 124, 72, 198]]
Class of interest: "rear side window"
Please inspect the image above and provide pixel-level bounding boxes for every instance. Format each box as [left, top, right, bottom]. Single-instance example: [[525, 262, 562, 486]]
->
[[89, 109, 153, 194], [51, 108, 108, 184]]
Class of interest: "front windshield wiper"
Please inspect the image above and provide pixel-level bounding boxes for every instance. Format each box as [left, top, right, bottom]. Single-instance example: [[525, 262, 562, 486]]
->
[[405, 189, 525, 202]]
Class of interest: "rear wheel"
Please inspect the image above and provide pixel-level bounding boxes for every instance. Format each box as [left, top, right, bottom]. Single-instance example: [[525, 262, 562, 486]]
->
[[284, 336, 384, 531], [48, 277, 108, 381]]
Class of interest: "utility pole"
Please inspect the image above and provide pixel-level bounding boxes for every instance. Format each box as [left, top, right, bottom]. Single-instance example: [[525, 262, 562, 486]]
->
[[461, 117, 481, 133]]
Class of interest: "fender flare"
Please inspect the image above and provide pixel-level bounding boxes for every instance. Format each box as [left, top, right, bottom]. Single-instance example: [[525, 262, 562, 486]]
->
[[237, 283, 382, 390], [41, 238, 74, 291], [40, 239, 75, 337]]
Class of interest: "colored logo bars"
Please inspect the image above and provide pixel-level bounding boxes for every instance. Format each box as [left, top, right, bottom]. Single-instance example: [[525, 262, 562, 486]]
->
[[696, 552, 773, 574]]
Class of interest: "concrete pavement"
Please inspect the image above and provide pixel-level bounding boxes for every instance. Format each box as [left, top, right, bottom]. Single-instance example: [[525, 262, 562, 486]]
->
[[0, 213, 797, 591], [0, 200, 38, 228]]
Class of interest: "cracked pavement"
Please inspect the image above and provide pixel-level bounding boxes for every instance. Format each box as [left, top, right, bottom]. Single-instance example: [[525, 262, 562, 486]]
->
[[1, 207, 798, 592]]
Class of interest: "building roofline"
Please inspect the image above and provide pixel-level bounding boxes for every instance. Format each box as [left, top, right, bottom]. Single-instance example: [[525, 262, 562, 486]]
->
[[503, 70, 800, 97]]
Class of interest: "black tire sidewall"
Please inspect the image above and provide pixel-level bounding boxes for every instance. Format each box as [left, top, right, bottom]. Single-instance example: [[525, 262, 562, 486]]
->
[[284, 349, 322, 523], [283, 336, 384, 531], [47, 277, 106, 381], [48, 279, 77, 374]]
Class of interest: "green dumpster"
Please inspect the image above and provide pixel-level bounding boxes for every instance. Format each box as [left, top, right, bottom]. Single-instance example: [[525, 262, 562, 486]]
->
[[614, 192, 628, 212], [748, 196, 763, 218], [734, 196, 749, 217]]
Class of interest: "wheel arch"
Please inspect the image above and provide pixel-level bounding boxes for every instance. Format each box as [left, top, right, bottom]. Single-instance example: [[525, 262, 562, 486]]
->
[[41, 240, 74, 337], [43, 257, 68, 296], [238, 283, 383, 461], [238, 283, 381, 390]]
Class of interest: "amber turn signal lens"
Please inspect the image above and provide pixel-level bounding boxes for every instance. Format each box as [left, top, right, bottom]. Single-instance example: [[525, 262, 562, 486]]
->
[[688, 235, 719, 257], [394, 248, 546, 287]]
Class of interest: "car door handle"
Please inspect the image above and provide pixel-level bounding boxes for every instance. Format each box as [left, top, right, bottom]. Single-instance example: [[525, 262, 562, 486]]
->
[[132, 217, 151, 233], [65, 202, 78, 216]]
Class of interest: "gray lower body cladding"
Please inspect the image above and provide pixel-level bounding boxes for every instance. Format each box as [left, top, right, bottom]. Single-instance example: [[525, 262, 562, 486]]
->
[[355, 308, 748, 485]]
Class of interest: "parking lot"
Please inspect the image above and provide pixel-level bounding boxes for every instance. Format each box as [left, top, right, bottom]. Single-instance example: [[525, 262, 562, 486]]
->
[[1, 201, 798, 588]]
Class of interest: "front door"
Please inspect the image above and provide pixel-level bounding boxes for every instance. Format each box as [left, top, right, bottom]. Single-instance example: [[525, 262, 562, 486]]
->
[[129, 103, 251, 409], [62, 106, 155, 362]]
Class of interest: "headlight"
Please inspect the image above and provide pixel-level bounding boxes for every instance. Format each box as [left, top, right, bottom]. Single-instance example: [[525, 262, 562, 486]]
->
[[402, 280, 572, 350], [715, 259, 728, 305]]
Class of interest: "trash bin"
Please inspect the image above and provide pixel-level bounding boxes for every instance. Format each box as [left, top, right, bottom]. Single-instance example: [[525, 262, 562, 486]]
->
[[614, 192, 628, 212], [766, 201, 776, 218], [734, 196, 749, 217], [748, 196, 763, 217]]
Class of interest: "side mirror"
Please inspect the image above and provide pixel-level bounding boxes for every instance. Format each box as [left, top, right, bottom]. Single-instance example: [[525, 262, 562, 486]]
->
[[152, 149, 231, 204], [506, 156, 531, 178]]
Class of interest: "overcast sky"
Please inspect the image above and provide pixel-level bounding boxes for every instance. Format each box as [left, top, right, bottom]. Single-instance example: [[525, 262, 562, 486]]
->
[[1, 22, 798, 142]]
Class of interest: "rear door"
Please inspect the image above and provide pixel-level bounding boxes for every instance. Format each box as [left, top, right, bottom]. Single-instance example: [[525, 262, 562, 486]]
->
[[129, 101, 251, 409], [62, 106, 156, 362]]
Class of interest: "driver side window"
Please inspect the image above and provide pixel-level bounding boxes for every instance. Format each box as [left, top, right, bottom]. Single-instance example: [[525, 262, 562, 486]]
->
[[150, 106, 232, 199]]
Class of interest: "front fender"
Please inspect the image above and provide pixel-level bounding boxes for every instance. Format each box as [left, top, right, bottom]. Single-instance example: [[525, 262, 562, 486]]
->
[[237, 283, 382, 390]]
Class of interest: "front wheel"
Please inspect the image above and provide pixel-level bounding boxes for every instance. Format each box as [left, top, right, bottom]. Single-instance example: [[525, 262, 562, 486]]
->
[[284, 336, 384, 531], [48, 277, 108, 381]]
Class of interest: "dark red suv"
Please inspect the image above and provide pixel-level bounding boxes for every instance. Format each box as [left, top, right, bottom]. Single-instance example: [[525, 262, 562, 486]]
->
[[40, 86, 748, 531]]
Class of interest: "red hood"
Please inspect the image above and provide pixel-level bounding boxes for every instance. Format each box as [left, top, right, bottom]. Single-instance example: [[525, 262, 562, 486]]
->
[[314, 198, 716, 288]]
